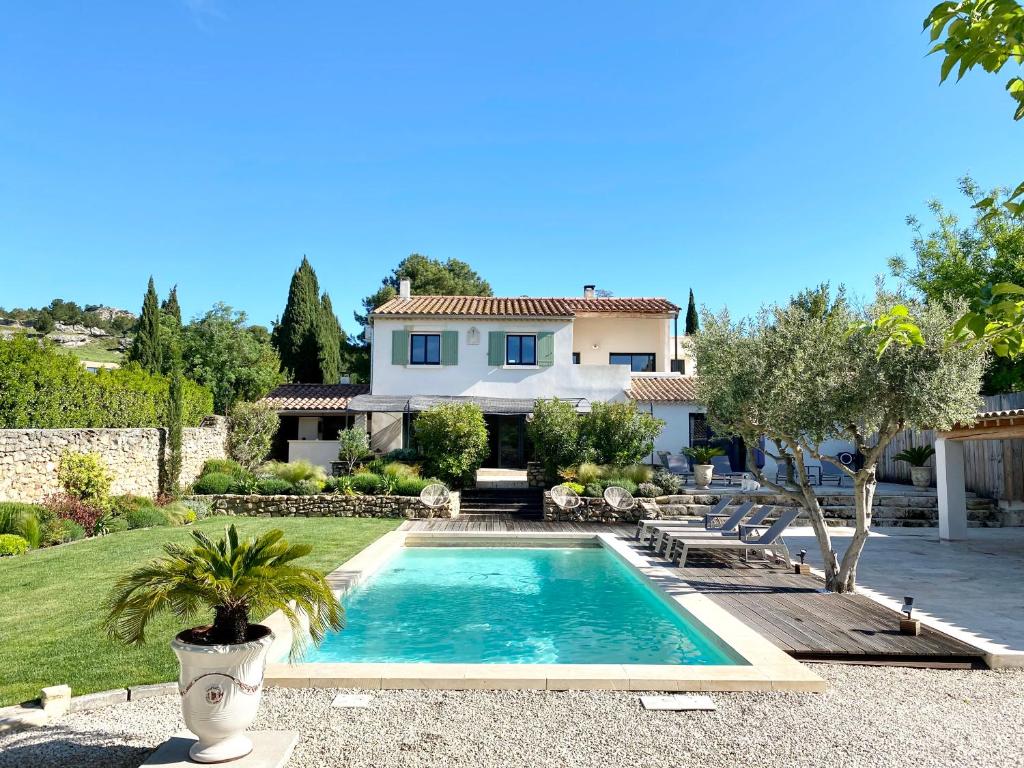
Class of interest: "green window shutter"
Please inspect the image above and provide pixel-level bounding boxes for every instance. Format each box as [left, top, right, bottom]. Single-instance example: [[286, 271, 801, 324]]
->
[[488, 331, 506, 366], [441, 330, 459, 365], [391, 329, 409, 365], [537, 331, 554, 366]]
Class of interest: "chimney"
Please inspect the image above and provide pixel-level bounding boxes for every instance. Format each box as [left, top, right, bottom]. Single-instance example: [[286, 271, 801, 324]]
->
[[583, 284, 596, 299], [399, 278, 411, 299]]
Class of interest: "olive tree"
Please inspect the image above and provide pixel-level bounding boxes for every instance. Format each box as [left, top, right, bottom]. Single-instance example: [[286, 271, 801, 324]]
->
[[694, 290, 986, 593]]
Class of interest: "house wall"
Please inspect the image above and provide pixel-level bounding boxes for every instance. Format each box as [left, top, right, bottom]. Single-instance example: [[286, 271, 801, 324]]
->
[[638, 401, 702, 460], [369, 412, 403, 453], [370, 317, 630, 401], [573, 316, 674, 372]]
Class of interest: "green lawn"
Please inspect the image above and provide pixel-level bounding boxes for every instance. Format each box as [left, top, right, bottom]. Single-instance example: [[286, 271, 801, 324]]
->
[[64, 338, 125, 364], [0, 516, 399, 706]]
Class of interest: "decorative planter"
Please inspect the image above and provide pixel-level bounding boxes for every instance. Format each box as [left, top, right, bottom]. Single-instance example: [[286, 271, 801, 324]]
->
[[694, 464, 714, 489], [171, 626, 275, 763], [910, 466, 931, 488]]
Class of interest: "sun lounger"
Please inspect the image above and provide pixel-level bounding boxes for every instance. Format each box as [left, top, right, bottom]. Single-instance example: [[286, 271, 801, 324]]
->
[[648, 502, 755, 555], [633, 498, 729, 541], [710, 455, 745, 486], [661, 505, 775, 561], [669, 507, 802, 566]]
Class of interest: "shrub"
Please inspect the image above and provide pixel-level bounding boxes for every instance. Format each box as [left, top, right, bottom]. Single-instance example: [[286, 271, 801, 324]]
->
[[381, 461, 419, 479], [652, 469, 683, 495], [575, 462, 604, 485], [582, 401, 664, 466], [124, 506, 172, 529], [227, 401, 280, 470], [200, 458, 247, 478], [600, 478, 638, 495], [180, 497, 213, 519], [0, 534, 29, 556], [350, 472, 383, 495], [527, 398, 590, 478], [582, 482, 604, 498], [637, 482, 661, 498], [413, 402, 489, 487], [682, 445, 726, 465], [0, 502, 43, 548], [229, 473, 260, 495], [564, 481, 585, 495], [292, 478, 324, 496], [394, 477, 430, 496], [42, 518, 86, 545], [94, 512, 129, 535], [57, 450, 112, 509], [384, 448, 419, 462], [336, 427, 371, 475], [43, 492, 105, 536], [619, 464, 652, 484], [192, 472, 235, 495], [257, 477, 294, 495], [262, 460, 326, 486], [323, 476, 355, 495], [109, 494, 157, 518], [161, 502, 195, 526]]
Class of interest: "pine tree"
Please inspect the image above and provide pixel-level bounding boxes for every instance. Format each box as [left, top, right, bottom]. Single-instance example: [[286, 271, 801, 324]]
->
[[272, 256, 337, 383], [317, 293, 343, 384], [129, 277, 163, 374], [162, 285, 182, 324], [685, 288, 699, 335]]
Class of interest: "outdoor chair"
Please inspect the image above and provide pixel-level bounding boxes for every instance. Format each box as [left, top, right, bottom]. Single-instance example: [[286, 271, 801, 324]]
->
[[648, 501, 756, 555], [634, 497, 729, 541], [603, 485, 636, 512], [658, 451, 693, 482], [419, 483, 450, 519], [550, 484, 583, 521], [668, 507, 801, 567], [661, 505, 776, 561], [710, 455, 744, 486], [775, 463, 821, 485], [819, 458, 846, 486]]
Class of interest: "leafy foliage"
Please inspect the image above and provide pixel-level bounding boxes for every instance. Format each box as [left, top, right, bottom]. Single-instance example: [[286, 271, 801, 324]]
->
[[43, 493, 106, 537], [527, 398, 589, 478], [924, 1, 1024, 213], [262, 460, 326, 486], [104, 524, 343, 654], [336, 427, 371, 475], [682, 445, 726, 465], [58, 451, 112, 509], [652, 469, 683, 495], [257, 477, 294, 495], [123, 506, 172, 530], [182, 304, 283, 414], [0, 336, 213, 429], [227, 400, 280, 470], [0, 503, 42, 548], [582, 401, 664, 466], [42, 518, 86, 545], [0, 534, 29, 557], [894, 444, 937, 467], [413, 402, 489, 487], [637, 482, 662, 499], [192, 472, 235, 495]]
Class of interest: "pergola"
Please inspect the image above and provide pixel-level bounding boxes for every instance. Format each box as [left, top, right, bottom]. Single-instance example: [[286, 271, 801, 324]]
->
[[936, 407, 1024, 540]]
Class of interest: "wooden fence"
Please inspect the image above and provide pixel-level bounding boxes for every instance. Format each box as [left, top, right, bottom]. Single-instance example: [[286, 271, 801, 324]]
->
[[877, 393, 1024, 502]]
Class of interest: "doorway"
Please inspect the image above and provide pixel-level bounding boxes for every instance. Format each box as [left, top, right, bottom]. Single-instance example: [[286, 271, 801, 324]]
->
[[484, 415, 528, 468]]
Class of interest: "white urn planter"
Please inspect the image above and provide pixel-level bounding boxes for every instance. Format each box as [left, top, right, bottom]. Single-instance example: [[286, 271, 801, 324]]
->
[[171, 626, 275, 763], [694, 464, 714, 489], [910, 466, 931, 488]]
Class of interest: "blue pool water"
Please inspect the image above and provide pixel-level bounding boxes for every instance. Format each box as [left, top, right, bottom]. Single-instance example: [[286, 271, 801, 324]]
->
[[305, 547, 743, 665]]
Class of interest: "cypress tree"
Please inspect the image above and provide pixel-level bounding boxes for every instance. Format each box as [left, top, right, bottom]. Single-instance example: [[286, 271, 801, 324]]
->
[[317, 293, 343, 384], [162, 285, 182, 324], [130, 277, 163, 374], [164, 368, 184, 495], [272, 257, 328, 382], [685, 288, 699, 335]]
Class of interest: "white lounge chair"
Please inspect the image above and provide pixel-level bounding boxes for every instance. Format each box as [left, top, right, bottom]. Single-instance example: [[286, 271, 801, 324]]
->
[[419, 483, 450, 518], [603, 485, 635, 512], [633, 497, 729, 541], [670, 507, 802, 566], [648, 502, 756, 555]]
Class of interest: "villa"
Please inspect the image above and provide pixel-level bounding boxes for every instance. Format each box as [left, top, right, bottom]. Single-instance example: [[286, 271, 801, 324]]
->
[[267, 281, 706, 470]]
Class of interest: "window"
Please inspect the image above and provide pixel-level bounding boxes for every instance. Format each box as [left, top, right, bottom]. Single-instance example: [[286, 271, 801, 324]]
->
[[670, 358, 685, 374], [505, 334, 537, 365], [410, 333, 441, 365], [609, 353, 656, 372], [572, 352, 580, 364]]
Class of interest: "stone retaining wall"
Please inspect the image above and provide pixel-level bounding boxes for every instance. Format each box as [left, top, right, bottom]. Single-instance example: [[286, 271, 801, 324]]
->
[[0, 417, 227, 503], [526, 462, 546, 488], [197, 490, 460, 519], [543, 492, 653, 524]]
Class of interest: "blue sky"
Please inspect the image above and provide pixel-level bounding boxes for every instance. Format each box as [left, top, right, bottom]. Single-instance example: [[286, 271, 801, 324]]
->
[[1, 2, 1021, 330]]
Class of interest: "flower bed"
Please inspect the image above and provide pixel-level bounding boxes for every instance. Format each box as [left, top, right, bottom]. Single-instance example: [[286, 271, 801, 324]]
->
[[194, 491, 460, 519]]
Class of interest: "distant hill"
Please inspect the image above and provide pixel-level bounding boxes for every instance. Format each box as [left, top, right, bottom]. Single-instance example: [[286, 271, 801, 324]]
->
[[0, 298, 135, 364]]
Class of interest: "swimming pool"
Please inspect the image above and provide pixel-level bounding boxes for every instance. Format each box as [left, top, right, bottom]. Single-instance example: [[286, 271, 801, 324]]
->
[[304, 546, 745, 665]]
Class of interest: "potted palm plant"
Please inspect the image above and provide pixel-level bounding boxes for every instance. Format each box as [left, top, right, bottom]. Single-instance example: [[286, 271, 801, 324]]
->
[[682, 445, 726, 489], [894, 443, 936, 488], [104, 525, 342, 764]]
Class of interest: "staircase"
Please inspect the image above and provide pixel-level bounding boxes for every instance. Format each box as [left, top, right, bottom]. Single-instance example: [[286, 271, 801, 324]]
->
[[458, 488, 544, 520]]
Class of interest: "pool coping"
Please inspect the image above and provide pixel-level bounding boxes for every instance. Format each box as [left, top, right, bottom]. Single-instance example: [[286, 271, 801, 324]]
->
[[263, 530, 825, 693]]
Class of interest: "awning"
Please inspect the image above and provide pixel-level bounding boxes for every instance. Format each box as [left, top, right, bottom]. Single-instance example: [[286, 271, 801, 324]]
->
[[347, 394, 591, 415]]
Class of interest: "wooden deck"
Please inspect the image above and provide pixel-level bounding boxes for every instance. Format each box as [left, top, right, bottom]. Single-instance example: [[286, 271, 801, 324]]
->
[[399, 519, 985, 666]]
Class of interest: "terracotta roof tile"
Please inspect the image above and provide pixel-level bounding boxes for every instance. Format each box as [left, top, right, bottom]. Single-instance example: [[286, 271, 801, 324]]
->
[[627, 375, 698, 403], [372, 295, 679, 318], [262, 383, 369, 412]]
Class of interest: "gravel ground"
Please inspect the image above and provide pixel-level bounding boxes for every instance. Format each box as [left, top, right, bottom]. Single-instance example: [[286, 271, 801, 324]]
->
[[2, 665, 1022, 768]]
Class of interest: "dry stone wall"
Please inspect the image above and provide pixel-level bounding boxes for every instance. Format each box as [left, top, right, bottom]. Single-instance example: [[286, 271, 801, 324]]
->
[[197, 491, 460, 519], [0, 417, 227, 503]]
